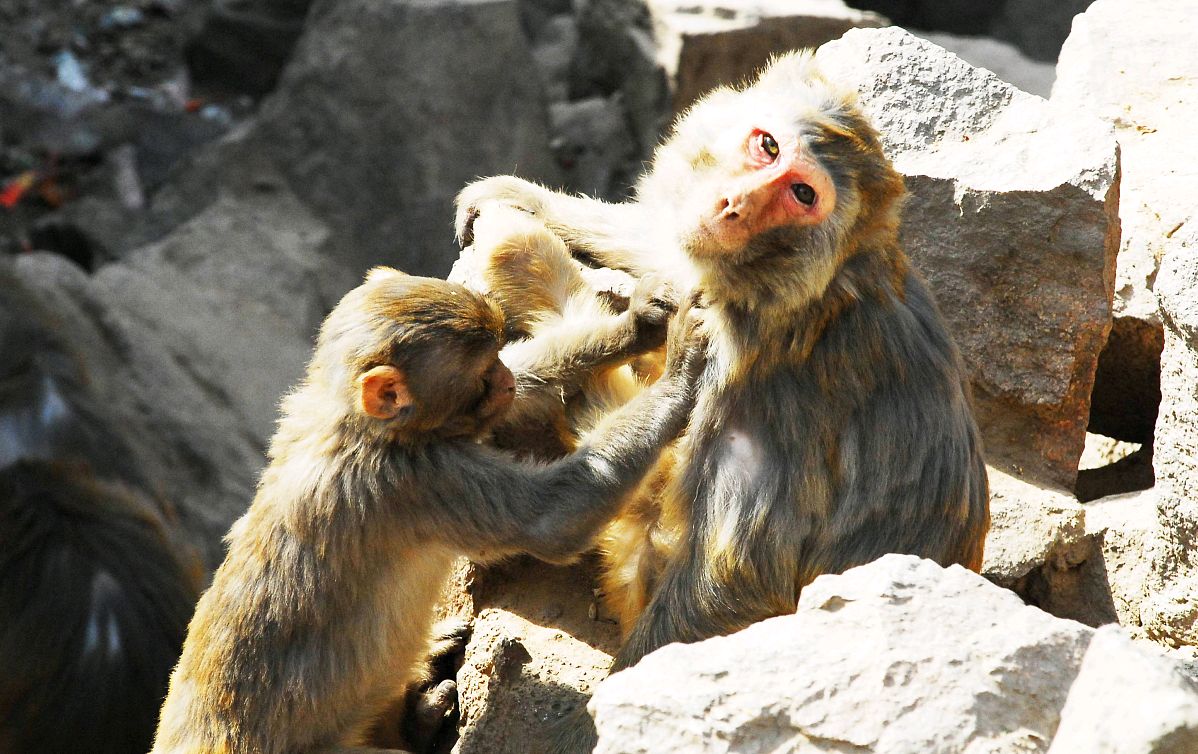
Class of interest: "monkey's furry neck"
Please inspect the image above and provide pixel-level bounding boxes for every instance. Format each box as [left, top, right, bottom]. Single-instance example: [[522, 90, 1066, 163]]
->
[[698, 232, 906, 365]]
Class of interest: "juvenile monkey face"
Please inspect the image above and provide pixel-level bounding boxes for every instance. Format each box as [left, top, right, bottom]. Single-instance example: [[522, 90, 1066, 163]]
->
[[400, 341, 515, 441]]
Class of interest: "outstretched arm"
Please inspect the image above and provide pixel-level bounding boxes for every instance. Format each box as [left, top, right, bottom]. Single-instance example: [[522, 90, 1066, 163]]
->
[[455, 176, 670, 277], [426, 304, 706, 563]]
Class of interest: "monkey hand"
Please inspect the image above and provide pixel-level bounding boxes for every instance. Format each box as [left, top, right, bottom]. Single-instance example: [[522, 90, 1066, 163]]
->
[[662, 293, 709, 389], [625, 275, 679, 356], [455, 176, 549, 248], [466, 200, 549, 254]]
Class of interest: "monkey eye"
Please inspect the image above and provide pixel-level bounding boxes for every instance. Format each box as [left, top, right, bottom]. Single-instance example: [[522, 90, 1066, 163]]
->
[[792, 183, 816, 206], [759, 132, 780, 160]]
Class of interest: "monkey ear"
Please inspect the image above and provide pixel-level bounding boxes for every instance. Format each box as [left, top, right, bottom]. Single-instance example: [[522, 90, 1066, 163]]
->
[[365, 266, 407, 283], [358, 365, 413, 420]]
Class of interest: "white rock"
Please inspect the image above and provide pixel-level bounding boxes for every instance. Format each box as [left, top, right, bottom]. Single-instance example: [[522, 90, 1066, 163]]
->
[[1052, 0, 1198, 323], [1085, 489, 1163, 633], [983, 465, 1086, 584], [1149, 223, 1198, 651], [1047, 625, 1198, 754], [815, 27, 1119, 490], [591, 554, 1093, 754], [915, 30, 1055, 98]]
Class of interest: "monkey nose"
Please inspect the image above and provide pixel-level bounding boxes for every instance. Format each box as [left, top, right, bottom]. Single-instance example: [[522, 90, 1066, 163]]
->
[[718, 196, 743, 221]]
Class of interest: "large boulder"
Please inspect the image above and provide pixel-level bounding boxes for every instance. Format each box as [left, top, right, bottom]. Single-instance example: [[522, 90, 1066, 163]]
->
[[591, 555, 1096, 753], [1148, 223, 1198, 654], [1047, 625, 1198, 754], [816, 28, 1119, 491], [1053, 0, 1198, 445], [142, 0, 560, 278], [591, 555, 1198, 753], [651, 0, 886, 113], [13, 188, 352, 569]]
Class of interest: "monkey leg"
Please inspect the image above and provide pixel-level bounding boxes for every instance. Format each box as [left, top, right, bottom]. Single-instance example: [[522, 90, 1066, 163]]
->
[[594, 458, 676, 635]]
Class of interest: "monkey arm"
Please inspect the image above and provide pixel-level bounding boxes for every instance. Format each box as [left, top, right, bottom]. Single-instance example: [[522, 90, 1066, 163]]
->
[[428, 363, 697, 564], [500, 313, 637, 424], [456, 176, 664, 276]]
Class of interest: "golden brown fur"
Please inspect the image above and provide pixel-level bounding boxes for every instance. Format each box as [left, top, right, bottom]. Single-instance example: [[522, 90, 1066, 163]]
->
[[458, 52, 989, 752], [151, 269, 706, 754]]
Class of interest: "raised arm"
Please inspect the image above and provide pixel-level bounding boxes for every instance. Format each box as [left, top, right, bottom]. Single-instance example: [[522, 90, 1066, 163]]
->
[[462, 201, 676, 426], [455, 175, 671, 277]]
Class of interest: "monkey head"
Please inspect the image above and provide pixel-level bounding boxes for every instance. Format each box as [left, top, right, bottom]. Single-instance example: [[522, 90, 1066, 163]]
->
[[639, 51, 906, 306], [314, 267, 515, 443]]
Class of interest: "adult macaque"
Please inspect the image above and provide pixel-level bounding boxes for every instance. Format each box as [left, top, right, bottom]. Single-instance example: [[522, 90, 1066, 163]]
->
[[0, 460, 201, 754], [457, 51, 989, 750], [151, 268, 705, 754], [0, 264, 203, 754]]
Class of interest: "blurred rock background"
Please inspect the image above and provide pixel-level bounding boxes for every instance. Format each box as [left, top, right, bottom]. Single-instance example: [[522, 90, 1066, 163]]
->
[[2, 0, 1196, 752]]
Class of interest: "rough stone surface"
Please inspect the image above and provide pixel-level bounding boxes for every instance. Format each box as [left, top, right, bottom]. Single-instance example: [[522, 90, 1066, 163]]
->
[[1020, 488, 1161, 632], [549, 97, 638, 199], [1052, 0, 1198, 325], [1054, 0, 1196, 495], [591, 555, 1094, 754], [13, 190, 352, 569], [982, 466, 1086, 585], [571, 0, 670, 169], [1149, 223, 1198, 651], [142, 0, 560, 278], [1083, 490, 1162, 634], [1047, 625, 1198, 754], [816, 28, 1119, 490], [653, 0, 886, 113], [454, 556, 618, 754], [915, 30, 1055, 97]]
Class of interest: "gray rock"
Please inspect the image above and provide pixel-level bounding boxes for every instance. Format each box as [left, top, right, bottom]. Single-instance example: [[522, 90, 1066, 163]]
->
[[652, 0, 886, 113], [145, 0, 560, 278], [816, 28, 1119, 490], [530, 14, 580, 103], [549, 96, 638, 199], [571, 0, 670, 165], [1047, 625, 1198, 754], [591, 554, 1094, 754], [13, 189, 352, 569], [453, 557, 619, 754], [989, 0, 1092, 63]]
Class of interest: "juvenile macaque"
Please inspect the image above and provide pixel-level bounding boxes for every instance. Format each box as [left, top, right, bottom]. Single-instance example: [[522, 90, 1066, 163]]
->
[[151, 268, 705, 754], [465, 204, 672, 459], [458, 51, 989, 750], [464, 205, 683, 627]]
